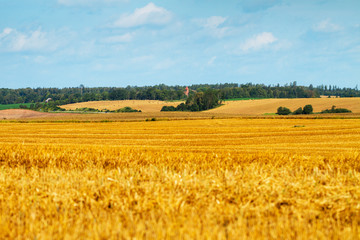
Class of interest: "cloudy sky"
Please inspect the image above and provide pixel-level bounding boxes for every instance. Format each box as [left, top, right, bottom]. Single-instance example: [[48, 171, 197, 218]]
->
[[0, 0, 359, 89]]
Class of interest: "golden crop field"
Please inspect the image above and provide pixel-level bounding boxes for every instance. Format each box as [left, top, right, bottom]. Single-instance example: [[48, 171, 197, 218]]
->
[[61, 100, 183, 113], [208, 97, 360, 115], [60, 98, 360, 115], [1, 118, 360, 239]]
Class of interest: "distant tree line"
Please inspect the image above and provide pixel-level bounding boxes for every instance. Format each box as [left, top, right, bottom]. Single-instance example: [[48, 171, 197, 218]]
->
[[1, 82, 359, 106], [315, 84, 360, 97]]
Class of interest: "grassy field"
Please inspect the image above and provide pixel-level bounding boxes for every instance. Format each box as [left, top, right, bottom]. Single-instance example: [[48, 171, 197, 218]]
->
[[0, 103, 32, 110], [1, 118, 360, 239]]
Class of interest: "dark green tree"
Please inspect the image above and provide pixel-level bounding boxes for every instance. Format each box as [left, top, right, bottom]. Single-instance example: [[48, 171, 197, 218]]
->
[[292, 107, 303, 115], [302, 105, 313, 114], [277, 107, 291, 115]]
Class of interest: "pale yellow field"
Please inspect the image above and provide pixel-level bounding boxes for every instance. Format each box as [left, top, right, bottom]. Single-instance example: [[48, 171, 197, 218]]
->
[[60, 98, 360, 115], [208, 97, 360, 115], [1, 119, 360, 239], [61, 100, 183, 113]]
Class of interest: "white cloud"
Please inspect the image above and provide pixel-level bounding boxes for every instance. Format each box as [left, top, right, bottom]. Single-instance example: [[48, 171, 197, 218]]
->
[[58, 0, 127, 6], [195, 16, 228, 38], [12, 30, 49, 51], [103, 33, 134, 43], [114, 2, 172, 28], [203, 16, 227, 29], [0, 28, 61, 52], [314, 19, 341, 32], [240, 32, 277, 51], [208, 56, 217, 65], [0, 28, 13, 39]]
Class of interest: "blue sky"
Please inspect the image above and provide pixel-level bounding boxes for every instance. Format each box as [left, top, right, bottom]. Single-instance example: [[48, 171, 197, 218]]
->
[[0, 0, 359, 89]]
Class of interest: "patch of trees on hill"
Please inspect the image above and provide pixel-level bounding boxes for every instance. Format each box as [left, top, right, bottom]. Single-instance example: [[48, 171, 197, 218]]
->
[[320, 106, 352, 114], [277, 104, 314, 115], [1, 82, 359, 106], [161, 89, 220, 112]]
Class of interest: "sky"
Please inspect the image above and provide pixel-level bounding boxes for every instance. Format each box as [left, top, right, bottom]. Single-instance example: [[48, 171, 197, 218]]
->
[[0, 0, 359, 89]]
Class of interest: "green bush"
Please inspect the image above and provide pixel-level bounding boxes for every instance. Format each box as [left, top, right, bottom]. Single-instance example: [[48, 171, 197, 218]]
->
[[302, 105, 313, 114], [292, 107, 303, 115], [75, 107, 100, 112], [277, 107, 291, 115], [161, 106, 177, 112], [115, 107, 141, 113], [321, 105, 352, 113]]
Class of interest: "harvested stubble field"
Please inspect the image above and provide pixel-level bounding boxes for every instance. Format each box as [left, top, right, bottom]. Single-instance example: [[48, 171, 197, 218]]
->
[[60, 97, 360, 115], [61, 100, 183, 113], [209, 97, 360, 115], [1, 118, 360, 239]]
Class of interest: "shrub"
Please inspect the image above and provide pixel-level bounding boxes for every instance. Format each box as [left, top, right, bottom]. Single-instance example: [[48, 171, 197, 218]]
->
[[161, 106, 177, 112], [292, 107, 303, 115], [75, 107, 100, 112], [321, 105, 352, 114], [302, 105, 313, 114], [115, 107, 141, 113], [277, 107, 291, 115]]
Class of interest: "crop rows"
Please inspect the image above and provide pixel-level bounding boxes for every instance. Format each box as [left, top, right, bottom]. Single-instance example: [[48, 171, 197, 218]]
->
[[0, 119, 359, 239]]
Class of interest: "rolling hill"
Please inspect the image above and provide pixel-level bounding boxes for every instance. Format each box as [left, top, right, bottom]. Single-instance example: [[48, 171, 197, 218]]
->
[[207, 97, 360, 115], [61, 98, 360, 115], [61, 100, 183, 113]]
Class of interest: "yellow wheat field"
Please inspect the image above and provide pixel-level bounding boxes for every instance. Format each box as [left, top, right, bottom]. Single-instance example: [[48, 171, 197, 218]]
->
[[61, 100, 183, 113], [60, 97, 360, 115], [1, 118, 360, 239], [208, 97, 360, 115]]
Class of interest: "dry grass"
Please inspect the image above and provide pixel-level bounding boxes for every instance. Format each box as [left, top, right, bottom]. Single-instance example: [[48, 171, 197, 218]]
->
[[1, 119, 360, 239], [61, 100, 183, 113], [209, 97, 360, 115]]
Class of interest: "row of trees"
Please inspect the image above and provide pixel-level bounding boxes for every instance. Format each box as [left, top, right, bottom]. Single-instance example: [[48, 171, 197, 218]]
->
[[277, 105, 352, 115], [1, 83, 360, 106]]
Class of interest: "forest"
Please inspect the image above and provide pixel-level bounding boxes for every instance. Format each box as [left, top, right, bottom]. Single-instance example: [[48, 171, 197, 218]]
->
[[1, 82, 360, 106]]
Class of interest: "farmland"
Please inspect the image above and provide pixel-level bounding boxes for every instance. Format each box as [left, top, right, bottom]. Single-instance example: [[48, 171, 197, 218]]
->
[[209, 97, 360, 115], [61, 100, 183, 113], [1, 118, 360, 239], [59, 98, 360, 115]]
